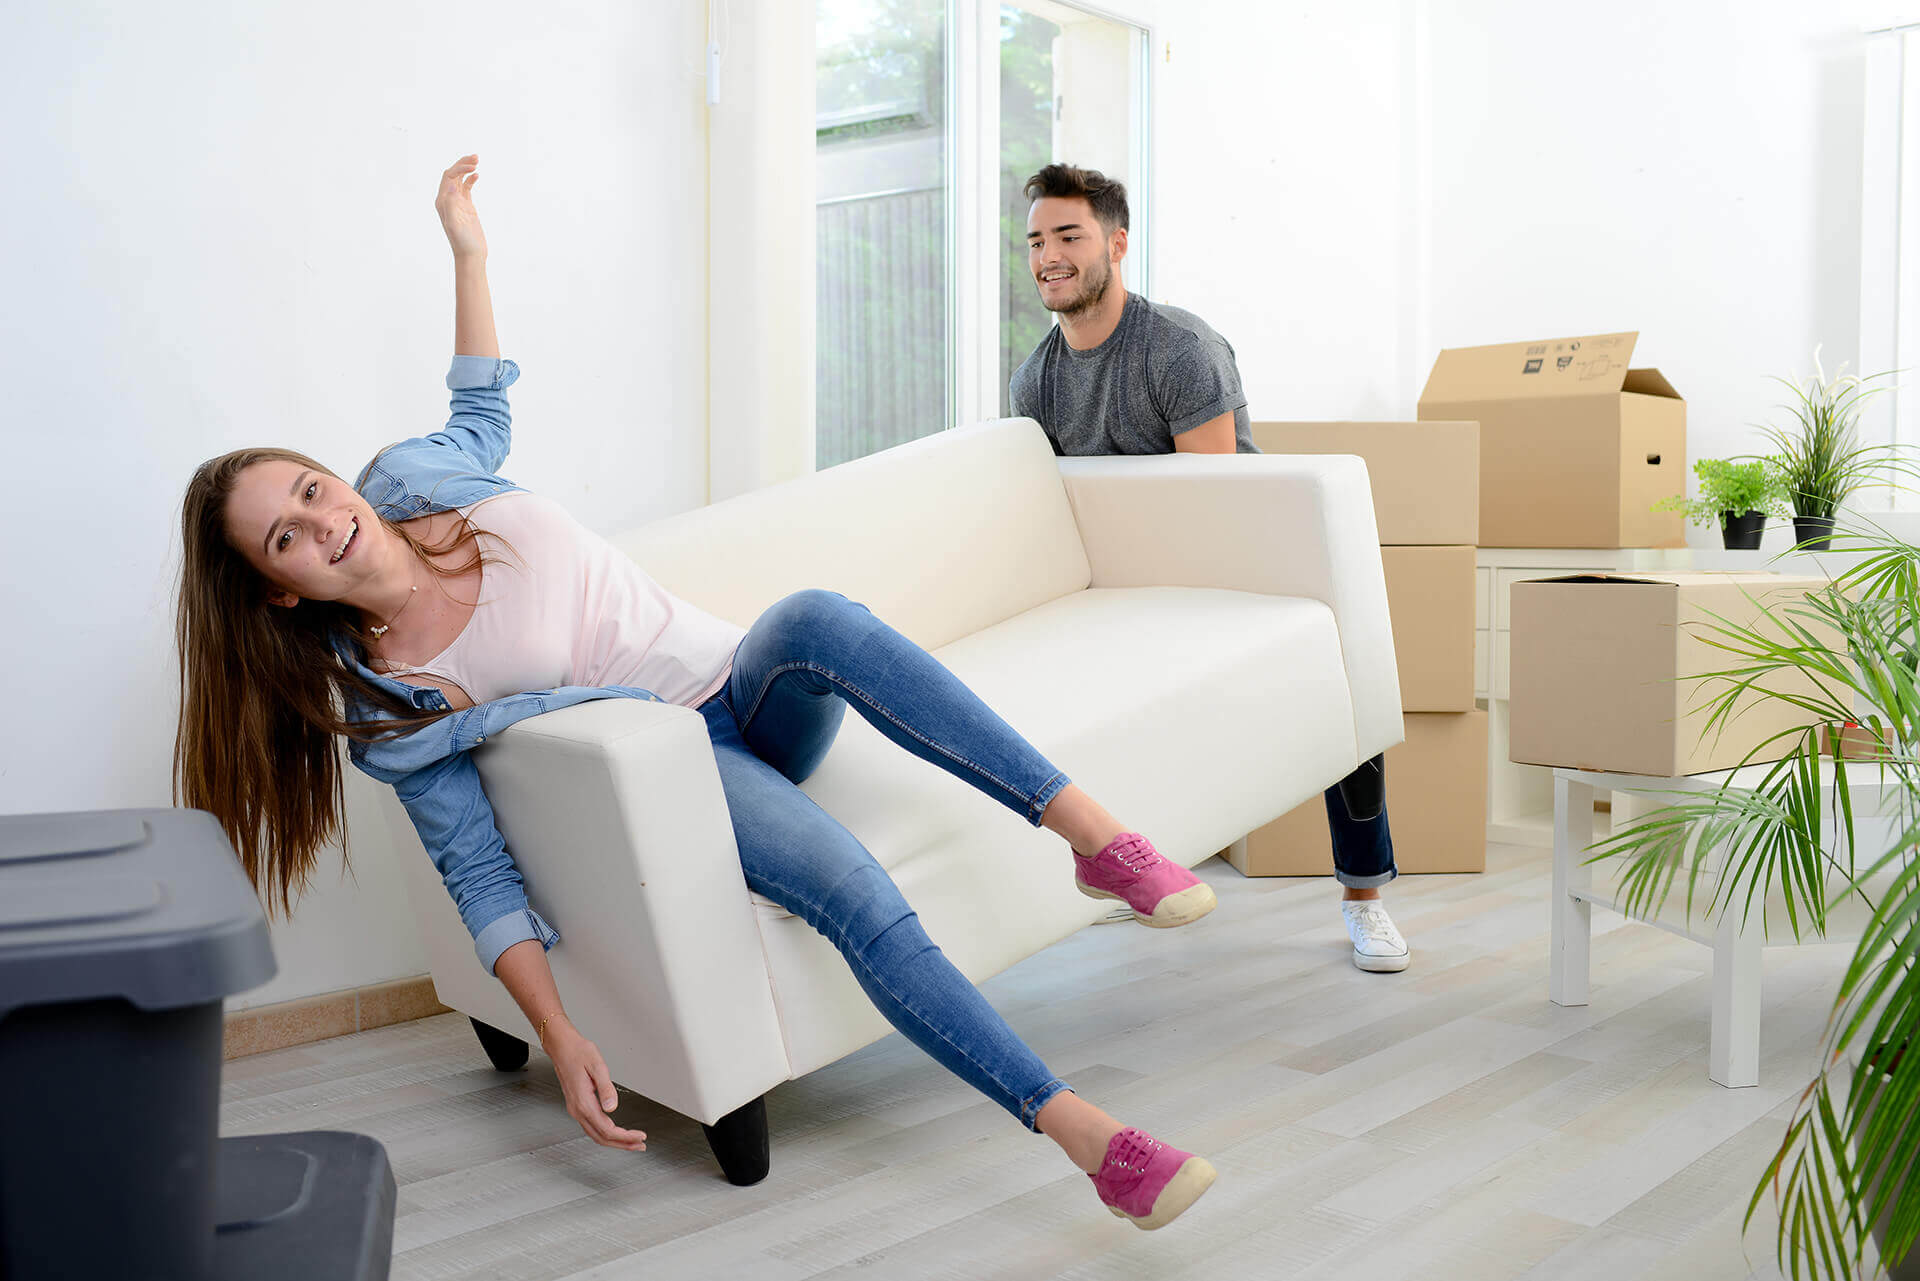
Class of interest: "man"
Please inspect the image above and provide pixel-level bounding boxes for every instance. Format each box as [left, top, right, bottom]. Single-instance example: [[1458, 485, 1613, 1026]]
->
[[1009, 162, 1411, 974]]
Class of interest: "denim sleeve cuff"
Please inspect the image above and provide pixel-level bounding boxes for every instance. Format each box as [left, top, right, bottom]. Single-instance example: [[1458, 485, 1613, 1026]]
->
[[446, 355, 520, 391], [475, 906, 560, 974]]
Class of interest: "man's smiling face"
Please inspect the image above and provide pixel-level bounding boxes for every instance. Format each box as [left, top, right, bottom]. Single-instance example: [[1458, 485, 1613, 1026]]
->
[[1026, 195, 1124, 317]]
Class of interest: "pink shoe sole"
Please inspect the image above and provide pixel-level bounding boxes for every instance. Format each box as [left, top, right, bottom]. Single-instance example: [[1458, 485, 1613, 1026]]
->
[[1076, 879, 1217, 928]]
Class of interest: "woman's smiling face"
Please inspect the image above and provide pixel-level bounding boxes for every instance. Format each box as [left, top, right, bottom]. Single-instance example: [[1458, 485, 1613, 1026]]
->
[[223, 458, 391, 606]]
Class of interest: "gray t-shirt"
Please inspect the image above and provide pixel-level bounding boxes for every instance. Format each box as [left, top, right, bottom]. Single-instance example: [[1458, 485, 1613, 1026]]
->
[[1009, 292, 1257, 456]]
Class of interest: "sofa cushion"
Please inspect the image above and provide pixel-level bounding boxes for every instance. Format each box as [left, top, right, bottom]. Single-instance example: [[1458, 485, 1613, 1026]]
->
[[751, 584, 1359, 1075], [609, 418, 1092, 653]]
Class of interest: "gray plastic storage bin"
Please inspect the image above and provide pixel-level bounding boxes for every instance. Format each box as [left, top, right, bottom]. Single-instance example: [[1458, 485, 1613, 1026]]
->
[[213, 1130, 396, 1281], [0, 809, 287, 1279]]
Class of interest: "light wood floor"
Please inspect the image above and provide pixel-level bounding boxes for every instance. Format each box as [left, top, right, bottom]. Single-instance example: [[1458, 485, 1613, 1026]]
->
[[221, 840, 1873, 1281]]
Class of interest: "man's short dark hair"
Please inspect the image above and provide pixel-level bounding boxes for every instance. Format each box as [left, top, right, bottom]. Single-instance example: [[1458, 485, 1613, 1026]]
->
[[1023, 163, 1129, 233]]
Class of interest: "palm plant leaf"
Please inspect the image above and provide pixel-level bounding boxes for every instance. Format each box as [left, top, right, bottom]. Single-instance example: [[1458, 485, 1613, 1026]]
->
[[1584, 535, 1920, 1277]]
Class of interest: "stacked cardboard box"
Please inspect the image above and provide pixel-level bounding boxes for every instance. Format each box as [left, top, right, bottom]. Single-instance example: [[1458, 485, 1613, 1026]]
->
[[1407, 331, 1697, 843], [1228, 422, 1489, 877], [1416, 330, 1687, 550], [1509, 571, 1836, 775]]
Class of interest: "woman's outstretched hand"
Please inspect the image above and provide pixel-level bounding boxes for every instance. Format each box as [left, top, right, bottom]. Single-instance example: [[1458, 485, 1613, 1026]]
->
[[544, 1016, 649, 1152], [436, 154, 487, 261]]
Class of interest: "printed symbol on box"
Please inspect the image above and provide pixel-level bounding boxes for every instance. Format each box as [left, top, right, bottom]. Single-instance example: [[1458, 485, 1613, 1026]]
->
[[1570, 340, 1581, 351], [1577, 356, 1614, 380], [1523, 358, 1544, 374], [1527, 344, 1548, 356], [1556, 355, 1573, 370]]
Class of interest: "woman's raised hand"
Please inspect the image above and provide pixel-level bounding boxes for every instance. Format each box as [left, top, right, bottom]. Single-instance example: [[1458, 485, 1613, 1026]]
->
[[436, 154, 487, 261]]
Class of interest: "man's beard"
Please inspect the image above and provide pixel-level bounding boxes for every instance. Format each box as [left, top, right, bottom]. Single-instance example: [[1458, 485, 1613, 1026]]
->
[[1040, 256, 1113, 318]]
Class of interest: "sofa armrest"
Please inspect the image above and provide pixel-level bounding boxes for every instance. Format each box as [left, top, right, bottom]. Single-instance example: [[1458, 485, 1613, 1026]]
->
[[1058, 453, 1404, 762], [390, 697, 789, 1125]]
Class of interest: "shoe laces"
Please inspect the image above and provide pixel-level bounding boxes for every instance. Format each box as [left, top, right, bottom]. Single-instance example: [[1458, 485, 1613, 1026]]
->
[[1100, 1127, 1163, 1184], [1345, 901, 1402, 948], [1103, 834, 1162, 874]]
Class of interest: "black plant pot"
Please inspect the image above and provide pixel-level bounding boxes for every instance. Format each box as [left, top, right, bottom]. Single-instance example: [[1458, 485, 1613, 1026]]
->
[[1720, 510, 1765, 550], [1792, 515, 1837, 551]]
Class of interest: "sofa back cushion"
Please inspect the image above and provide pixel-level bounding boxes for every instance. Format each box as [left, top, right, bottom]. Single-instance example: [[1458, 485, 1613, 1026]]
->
[[611, 418, 1093, 651]]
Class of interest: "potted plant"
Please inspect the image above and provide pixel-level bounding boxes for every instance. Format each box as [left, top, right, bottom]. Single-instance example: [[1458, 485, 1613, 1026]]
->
[[1591, 531, 1919, 1278], [1653, 457, 1787, 549], [1761, 348, 1902, 551]]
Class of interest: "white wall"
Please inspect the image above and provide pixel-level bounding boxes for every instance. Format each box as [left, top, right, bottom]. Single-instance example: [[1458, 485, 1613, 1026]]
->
[[2, 1, 714, 1008], [1423, 0, 1915, 549], [13, 0, 1920, 1007], [1144, 0, 1919, 557], [708, 0, 818, 501], [1147, 1, 1416, 420], [1121, 0, 1920, 775]]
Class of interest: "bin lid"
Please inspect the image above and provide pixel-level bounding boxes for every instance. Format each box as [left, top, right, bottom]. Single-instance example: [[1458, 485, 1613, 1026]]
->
[[0, 808, 276, 1017]]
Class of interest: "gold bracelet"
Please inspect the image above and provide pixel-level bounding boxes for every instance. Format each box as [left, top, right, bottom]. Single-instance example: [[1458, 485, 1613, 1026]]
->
[[537, 1016, 552, 1048]]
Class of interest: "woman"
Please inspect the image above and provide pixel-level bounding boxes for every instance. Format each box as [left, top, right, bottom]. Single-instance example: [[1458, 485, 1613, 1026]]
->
[[176, 157, 1218, 1229]]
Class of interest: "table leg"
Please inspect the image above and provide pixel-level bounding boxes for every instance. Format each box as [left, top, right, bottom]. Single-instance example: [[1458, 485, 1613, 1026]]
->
[[1550, 776, 1594, 1006], [1709, 902, 1763, 1088]]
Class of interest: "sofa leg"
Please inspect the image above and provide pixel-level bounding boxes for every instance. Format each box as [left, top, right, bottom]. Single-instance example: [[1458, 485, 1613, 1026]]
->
[[702, 1095, 770, 1186], [469, 1017, 530, 1072]]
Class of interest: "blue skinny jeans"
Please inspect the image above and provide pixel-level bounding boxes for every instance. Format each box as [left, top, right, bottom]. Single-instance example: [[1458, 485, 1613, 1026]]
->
[[697, 590, 1074, 1130]]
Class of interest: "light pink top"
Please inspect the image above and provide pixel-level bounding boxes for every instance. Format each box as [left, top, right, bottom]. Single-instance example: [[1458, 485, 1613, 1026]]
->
[[377, 492, 746, 708]]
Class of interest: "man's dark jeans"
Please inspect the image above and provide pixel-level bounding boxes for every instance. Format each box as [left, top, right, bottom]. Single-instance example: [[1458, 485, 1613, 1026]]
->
[[1325, 754, 1396, 888]]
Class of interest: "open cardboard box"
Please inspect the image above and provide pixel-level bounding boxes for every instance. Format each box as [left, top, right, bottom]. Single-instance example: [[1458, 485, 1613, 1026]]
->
[[1417, 331, 1686, 549]]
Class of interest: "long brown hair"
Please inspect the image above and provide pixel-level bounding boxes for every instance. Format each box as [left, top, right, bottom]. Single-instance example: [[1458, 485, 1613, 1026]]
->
[[174, 447, 496, 918]]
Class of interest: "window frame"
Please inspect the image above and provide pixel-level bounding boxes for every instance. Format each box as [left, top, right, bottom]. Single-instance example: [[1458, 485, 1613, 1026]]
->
[[948, 0, 1155, 431], [1861, 22, 1920, 511]]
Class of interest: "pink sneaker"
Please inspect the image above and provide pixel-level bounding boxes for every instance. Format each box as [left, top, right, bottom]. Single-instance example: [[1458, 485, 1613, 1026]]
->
[[1089, 1127, 1217, 1230], [1074, 833, 1217, 927]]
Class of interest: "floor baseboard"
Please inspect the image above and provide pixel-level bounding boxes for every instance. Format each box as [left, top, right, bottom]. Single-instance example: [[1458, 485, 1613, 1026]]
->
[[223, 975, 449, 1060]]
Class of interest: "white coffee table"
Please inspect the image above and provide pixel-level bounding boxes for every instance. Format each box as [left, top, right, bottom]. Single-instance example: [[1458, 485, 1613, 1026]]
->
[[1550, 760, 1900, 1088]]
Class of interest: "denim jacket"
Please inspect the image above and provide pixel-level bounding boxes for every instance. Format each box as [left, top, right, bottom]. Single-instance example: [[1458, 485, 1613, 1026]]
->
[[342, 355, 663, 973]]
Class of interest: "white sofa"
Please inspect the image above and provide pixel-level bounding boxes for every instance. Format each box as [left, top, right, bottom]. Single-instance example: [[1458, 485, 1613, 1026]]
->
[[373, 416, 1401, 1180]]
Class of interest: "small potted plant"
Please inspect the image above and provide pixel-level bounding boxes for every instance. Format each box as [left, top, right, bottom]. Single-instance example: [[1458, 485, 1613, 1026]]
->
[[1761, 347, 1902, 550], [1652, 457, 1786, 549]]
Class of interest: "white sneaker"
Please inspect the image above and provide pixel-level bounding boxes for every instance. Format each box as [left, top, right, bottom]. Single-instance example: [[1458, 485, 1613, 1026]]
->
[[1342, 899, 1410, 972]]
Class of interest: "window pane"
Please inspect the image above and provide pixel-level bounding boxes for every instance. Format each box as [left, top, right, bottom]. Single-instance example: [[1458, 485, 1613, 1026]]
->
[[816, 0, 949, 470], [998, 3, 1143, 416]]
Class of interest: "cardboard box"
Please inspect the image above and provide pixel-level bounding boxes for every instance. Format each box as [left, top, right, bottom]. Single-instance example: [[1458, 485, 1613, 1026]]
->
[[1824, 721, 1895, 762], [1508, 572, 1833, 776], [1250, 421, 1479, 546], [1416, 331, 1686, 549], [1383, 545, 1476, 712], [1227, 710, 1490, 876]]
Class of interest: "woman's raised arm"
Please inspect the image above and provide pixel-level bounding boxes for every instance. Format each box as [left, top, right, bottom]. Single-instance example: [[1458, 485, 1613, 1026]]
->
[[436, 154, 499, 358]]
